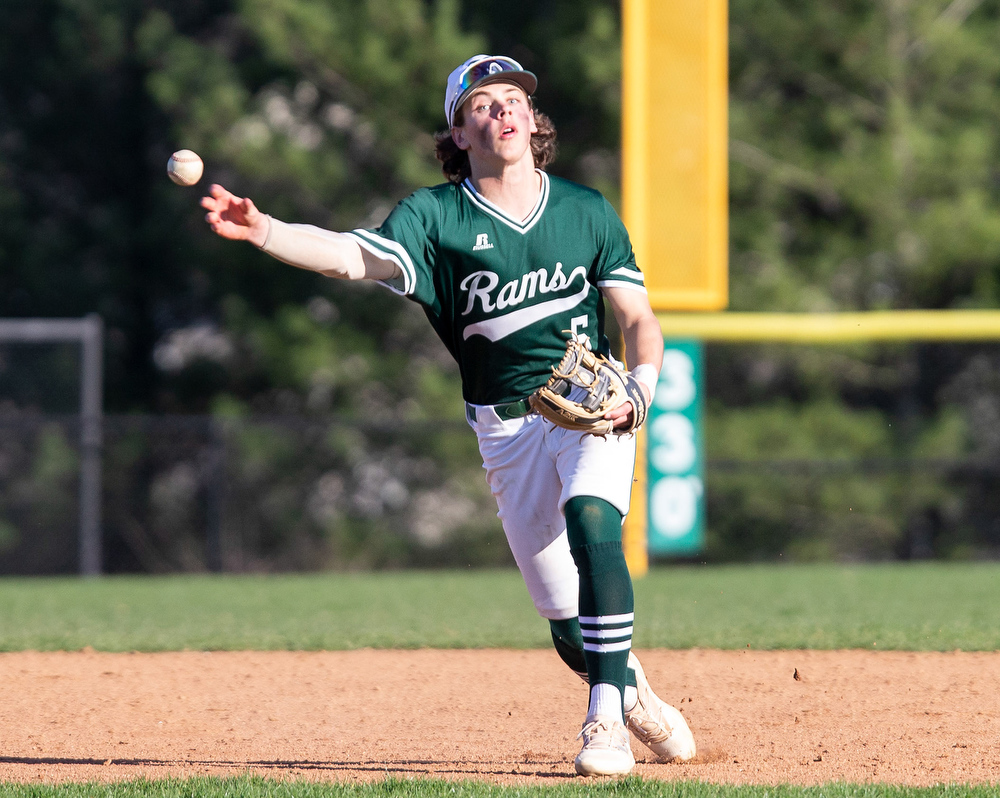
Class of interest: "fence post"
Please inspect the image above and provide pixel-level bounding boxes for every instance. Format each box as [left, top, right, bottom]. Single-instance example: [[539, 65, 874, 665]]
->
[[79, 314, 103, 576], [204, 417, 225, 572]]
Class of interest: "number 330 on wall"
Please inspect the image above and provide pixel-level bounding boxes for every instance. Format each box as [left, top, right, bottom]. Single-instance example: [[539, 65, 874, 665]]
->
[[646, 340, 704, 555]]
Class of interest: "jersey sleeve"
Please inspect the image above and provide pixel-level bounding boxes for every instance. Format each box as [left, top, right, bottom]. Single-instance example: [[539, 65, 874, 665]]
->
[[594, 197, 647, 294], [343, 189, 439, 307]]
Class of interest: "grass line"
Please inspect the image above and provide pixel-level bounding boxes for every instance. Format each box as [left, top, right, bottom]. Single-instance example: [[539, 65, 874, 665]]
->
[[0, 563, 998, 652]]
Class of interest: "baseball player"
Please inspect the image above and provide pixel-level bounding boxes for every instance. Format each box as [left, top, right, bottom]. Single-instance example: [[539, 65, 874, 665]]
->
[[201, 54, 696, 777]]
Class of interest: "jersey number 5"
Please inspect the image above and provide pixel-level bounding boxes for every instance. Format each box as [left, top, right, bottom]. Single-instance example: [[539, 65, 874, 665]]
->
[[570, 315, 590, 348]]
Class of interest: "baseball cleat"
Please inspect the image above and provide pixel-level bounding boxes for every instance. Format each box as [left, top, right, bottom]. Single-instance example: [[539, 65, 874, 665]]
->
[[625, 652, 697, 762], [574, 715, 635, 777]]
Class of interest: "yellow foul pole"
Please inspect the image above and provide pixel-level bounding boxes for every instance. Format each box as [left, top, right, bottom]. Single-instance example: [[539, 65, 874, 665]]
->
[[621, 0, 729, 575]]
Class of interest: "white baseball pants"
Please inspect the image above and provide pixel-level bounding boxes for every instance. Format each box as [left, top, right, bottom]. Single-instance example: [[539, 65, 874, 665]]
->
[[466, 405, 637, 621]]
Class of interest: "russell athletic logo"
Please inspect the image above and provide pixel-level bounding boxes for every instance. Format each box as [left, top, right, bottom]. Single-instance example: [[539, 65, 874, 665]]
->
[[473, 233, 494, 251]]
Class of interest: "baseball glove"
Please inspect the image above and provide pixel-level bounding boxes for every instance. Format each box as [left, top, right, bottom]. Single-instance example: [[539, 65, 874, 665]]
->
[[529, 335, 648, 436]]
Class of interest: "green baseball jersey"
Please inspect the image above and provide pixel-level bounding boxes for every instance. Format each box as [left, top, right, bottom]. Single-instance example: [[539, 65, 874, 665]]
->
[[346, 171, 647, 405]]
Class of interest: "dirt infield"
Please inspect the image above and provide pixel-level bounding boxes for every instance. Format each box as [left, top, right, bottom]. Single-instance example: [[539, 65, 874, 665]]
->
[[1, 648, 998, 787]]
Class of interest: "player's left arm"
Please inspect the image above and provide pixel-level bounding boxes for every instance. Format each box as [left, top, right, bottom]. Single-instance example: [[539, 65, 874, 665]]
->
[[603, 286, 663, 429]]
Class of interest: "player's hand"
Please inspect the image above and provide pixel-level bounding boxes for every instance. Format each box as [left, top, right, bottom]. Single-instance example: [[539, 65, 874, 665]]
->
[[201, 184, 269, 248], [604, 383, 651, 430], [605, 401, 640, 430]]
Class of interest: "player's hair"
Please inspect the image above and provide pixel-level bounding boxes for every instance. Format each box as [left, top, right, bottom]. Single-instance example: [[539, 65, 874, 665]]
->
[[433, 100, 558, 184]]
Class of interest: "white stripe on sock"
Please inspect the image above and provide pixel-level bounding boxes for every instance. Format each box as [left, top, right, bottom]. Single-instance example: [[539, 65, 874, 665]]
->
[[579, 613, 634, 625], [581, 625, 634, 639], [583, 639, 633, 653]]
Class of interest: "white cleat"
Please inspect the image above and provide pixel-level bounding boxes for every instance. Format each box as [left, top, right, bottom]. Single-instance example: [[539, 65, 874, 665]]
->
[[625, 652, 697, 762], [574, 715, 635, 777]]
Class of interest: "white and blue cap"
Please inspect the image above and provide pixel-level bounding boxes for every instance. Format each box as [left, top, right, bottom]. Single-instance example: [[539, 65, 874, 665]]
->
[[444, 54, 538, 128]]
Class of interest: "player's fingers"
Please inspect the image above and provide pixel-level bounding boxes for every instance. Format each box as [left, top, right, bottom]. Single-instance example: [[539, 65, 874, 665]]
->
[[205, 211, 231, 231], [204, 211, 248, 241], [606, 401, 635, 427], [604, 400, 633, 418], [241, 197, 259, 221], [202, 185, 237, 214]]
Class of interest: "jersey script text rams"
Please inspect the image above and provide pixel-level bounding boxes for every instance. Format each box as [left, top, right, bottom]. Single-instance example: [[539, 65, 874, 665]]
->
[[346, 172, 648, 405]]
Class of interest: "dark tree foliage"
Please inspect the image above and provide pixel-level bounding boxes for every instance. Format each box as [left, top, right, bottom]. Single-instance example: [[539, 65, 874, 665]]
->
[[5, 1, 1000, 565]]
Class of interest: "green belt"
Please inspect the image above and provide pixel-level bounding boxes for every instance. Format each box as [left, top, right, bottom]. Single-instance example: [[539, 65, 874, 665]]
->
[[466, 397, 534, 423]]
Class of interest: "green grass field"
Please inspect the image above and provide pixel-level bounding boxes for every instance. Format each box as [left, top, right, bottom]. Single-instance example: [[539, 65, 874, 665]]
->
[[1, 563, 998, 652], [1, 563, 998, 797]]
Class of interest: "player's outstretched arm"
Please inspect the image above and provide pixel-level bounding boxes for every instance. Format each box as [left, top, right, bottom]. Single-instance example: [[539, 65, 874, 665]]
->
[[200, 184, 401, 282]]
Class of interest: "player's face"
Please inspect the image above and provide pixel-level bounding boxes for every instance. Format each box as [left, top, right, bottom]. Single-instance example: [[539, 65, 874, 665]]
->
[[451, 82, 538, 169]]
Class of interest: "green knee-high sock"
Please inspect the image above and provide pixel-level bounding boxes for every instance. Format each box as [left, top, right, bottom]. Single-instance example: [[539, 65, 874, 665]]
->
[[565, 496, 635, 711], [549, 617, 638, 688]]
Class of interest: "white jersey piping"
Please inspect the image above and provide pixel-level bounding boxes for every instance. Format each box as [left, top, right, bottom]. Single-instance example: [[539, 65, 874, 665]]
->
[[460, 170, 550, 234]]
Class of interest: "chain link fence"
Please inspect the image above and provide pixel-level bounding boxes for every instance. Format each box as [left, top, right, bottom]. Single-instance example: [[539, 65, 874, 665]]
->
[[0, 413, 511, 575], [3, 410, 1000, 574]]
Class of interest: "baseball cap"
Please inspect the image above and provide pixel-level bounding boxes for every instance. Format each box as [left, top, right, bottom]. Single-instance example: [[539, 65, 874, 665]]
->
[[444, 54, 538, 128]]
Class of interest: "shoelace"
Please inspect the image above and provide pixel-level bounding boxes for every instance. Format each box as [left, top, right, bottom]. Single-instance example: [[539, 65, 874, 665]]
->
[[626, 699, 674, 743], [577, 719, 628, 745]]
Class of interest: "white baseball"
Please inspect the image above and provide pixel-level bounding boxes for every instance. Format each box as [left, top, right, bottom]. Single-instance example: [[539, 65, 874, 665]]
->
[[167, 149, 204, 186]]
